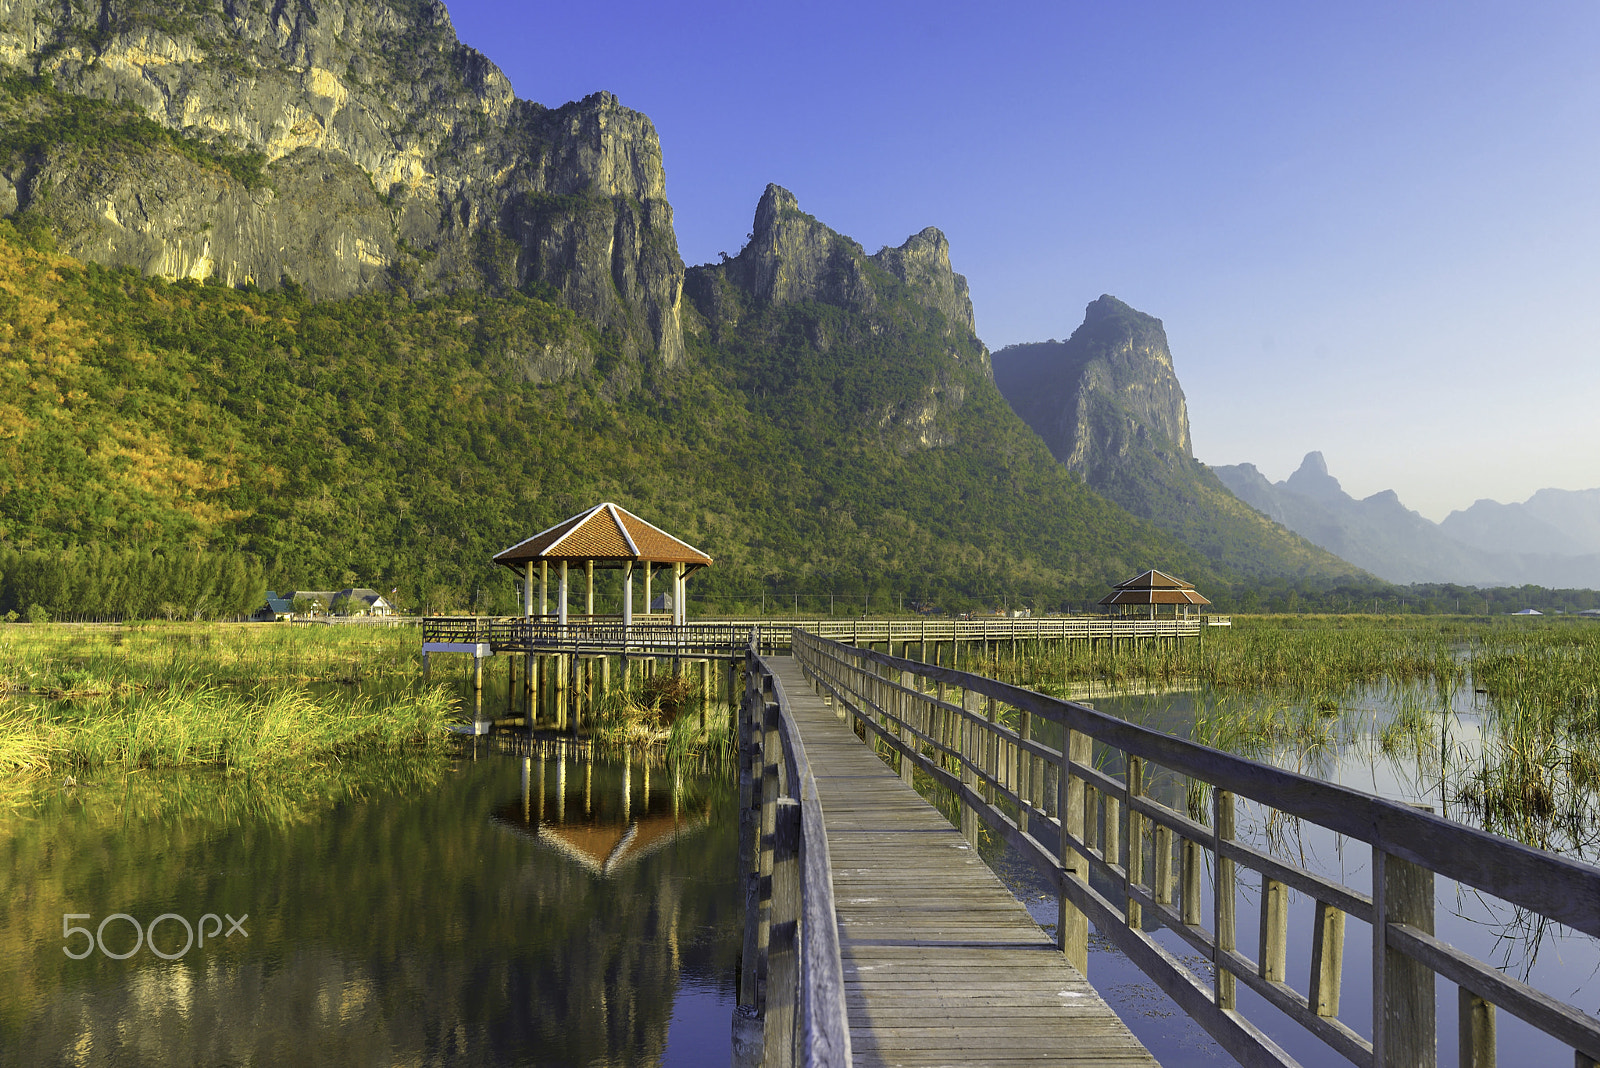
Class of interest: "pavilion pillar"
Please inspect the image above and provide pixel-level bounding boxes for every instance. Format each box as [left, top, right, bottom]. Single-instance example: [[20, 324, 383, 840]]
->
[[523, 562, 534, 617], [586, 560, 594, 618], [674, 562, 685, 625], [623, 562, 634, 628], [558, 561, 569, 626], [540, 561, 548, 617], [644, 563, 653, 617]]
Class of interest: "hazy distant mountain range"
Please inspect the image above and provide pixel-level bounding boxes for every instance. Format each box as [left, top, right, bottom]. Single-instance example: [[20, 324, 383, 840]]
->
[[1213, 455, 1600, 587]]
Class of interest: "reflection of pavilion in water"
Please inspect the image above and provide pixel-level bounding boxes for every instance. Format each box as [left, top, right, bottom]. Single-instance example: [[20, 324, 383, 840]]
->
[[492, 742, 711, 876]]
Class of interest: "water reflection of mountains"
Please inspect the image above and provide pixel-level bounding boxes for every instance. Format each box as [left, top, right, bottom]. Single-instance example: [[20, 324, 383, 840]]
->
[[491, 757, 712, 877]]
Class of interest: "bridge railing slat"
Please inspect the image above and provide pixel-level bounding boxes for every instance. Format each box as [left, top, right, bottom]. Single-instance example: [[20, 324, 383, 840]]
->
[[793, 628, 1600, 1068], [737, 644, 851, 1068]]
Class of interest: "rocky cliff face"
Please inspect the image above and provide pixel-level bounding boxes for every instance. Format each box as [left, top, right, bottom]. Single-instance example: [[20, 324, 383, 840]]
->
[[691, 184, 982, 345], [991, 295, 1191, 483], [991, 298, 1363, 582], [684, 184, 989, 453], [0, 0, 684, 370]]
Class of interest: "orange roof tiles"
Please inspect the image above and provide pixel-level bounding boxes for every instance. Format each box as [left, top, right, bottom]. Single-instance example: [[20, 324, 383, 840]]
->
[[493, 503, 713, 571]]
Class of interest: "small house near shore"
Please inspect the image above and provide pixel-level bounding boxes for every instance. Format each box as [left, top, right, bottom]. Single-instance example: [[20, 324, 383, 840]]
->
[[251, 592, 295, 622], [1098, 569, 1211, 620]]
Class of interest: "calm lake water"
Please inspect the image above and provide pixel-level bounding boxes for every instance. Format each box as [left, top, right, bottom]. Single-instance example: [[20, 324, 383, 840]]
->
[[0, 740, 741, 1067]]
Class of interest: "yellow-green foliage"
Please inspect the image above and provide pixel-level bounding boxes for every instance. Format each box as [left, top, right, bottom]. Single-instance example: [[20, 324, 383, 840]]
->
[[0, 623, 455, 805], [46, 682, 455, 770]]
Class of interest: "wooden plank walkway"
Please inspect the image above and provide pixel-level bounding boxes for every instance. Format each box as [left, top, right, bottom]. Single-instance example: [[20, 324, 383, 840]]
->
[[770, 657, 1159, 1067]]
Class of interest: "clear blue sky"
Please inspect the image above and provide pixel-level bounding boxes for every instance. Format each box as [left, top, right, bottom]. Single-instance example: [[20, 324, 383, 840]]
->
[[446, 1, 1600, 521]]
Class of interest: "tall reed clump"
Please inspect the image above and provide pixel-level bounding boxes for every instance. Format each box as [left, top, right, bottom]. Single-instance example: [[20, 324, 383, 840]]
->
[[36, 682, 457, 772], [1456, 623, 1600, 850], [0, 620, 422, 697], [588, 675, 732, 763]]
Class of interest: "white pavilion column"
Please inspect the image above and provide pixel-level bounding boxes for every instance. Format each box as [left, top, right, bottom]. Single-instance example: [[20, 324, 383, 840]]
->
[[558, 561, 569, 626], [523, 562, 534, 617], [674, 562, 685, 625], [644, 563, 653, 616], [539, 561, 548, 617], [586, 560, 594, 618], [623, 562, 634, 628]]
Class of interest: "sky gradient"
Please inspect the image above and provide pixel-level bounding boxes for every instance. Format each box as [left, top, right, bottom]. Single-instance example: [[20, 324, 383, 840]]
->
[[445, 1, 1600, 521]]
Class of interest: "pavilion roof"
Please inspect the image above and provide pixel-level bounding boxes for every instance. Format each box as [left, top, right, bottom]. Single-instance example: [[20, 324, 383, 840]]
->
[[1099, 588, 1212, 606], [492, 502, 713, 572], [1098, 569, 1211, 606]]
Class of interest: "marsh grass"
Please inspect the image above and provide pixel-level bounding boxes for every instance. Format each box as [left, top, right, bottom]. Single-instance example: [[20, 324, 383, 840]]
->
[[587, 683, 733, 765], [0, 622, 460, 810], [0, 620, 419, 696], [13, 681, 456, 775], [977, 616, 1600, 852]]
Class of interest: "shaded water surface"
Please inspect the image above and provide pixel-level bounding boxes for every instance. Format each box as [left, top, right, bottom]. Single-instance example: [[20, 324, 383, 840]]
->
[[0, 742, 740, 1067]]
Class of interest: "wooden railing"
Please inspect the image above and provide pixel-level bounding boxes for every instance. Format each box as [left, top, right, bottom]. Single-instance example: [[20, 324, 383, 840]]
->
[[793, 630, 1600, 1068], [421, 617, 771, 657], [421, 614, 1215, 657], [736, 647, 851, 1068]]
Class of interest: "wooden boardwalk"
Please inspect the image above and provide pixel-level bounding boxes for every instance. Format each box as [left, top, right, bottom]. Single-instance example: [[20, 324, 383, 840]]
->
[[770, 657, 1158, 1067]]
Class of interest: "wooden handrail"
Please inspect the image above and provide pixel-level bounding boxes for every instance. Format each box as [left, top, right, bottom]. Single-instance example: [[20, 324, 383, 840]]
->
[[738, 644, 851, 1067], [793, 629, 1600, 1068]]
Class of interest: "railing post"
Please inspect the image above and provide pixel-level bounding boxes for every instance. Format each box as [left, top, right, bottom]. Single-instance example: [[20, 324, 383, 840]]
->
[[1126, 756, 1143, 929], [960, 689, 979, 847], [1018, 708, 1032, 835], [1214, 789, 1236, 1010], [756, 698, 781, 1008], [769, 797, 801, 1068], [1373, 843, 1436, 1068], [898, 669, 914, 785], [1260, 874, 1288, 983], [1458, 986, 1495, 1068], [1059, 729, 1091, 974], [1309, 901, 1346, 1018]]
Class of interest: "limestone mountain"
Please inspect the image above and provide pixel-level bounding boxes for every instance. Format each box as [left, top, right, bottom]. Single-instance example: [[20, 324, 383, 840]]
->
[[993, 298, 1362, 582], [1215, 455, 1600, 588], [0, 0, 683, 374], [684, 184, 987, 454]]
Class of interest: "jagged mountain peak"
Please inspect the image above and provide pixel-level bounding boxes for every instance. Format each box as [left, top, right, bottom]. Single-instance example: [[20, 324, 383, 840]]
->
[[692, 185, 979, 344], [1284, 451, 1346, 503]]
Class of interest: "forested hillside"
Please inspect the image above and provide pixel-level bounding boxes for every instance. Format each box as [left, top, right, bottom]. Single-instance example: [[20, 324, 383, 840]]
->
[[0, 214, 1232, 617]]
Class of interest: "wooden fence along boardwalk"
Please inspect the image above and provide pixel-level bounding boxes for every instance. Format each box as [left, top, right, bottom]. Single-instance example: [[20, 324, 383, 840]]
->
[[769, 657, 1157, 1068], [781, 631, 1600, 1068]]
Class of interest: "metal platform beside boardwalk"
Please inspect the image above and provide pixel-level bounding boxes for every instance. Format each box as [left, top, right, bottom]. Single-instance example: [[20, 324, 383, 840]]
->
[[769, 657, 1158, 1068]]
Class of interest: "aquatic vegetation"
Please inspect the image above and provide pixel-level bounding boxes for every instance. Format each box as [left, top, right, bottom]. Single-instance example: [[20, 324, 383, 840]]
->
[[587, 684, 733, 764], [16, 681, 456, 775], [977, 616, 1600, 853], [0, 620, 421, 697]]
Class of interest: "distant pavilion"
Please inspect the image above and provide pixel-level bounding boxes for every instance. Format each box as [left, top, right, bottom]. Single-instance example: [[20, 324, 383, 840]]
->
[[491, 503, 713, 626], [1098, 569, 1211, 620]]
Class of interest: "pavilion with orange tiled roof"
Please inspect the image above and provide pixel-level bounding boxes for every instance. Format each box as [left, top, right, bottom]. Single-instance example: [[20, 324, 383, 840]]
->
[[492, 503, 713, 626], [1097, 568, 1211, 620]]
